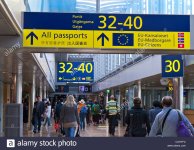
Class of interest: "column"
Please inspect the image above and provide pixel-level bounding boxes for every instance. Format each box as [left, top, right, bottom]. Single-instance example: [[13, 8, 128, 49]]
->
[[173, 77, 184, 112], [29, 66, 37, 129], [106, 92, 109, 107], [31, 66, 37, 105], [16, 63, 23, 104], [96, 0, 100, 13], [43, 80, 47, 99], [138, 80, 142, 99], [6, 84, 10, 103], [10, 74, 16, 103], [173, 78, 179, 109], [116, 89, 121, 107], [111, 89, 114, 96], [128, 86, 135, 109], [0, 81, 3, 136], [39, 75, 43, 99]]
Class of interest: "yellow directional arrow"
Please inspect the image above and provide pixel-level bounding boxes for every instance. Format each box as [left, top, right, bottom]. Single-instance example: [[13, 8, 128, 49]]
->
[[59, 77, 62, 80]]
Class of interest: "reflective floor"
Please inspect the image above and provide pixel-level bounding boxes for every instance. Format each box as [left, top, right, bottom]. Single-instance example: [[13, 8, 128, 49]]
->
[[24, 120, 126, 137]]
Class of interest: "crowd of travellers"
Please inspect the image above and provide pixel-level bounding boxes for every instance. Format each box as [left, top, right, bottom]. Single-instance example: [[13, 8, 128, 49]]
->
[[31, 95, 194, 137]]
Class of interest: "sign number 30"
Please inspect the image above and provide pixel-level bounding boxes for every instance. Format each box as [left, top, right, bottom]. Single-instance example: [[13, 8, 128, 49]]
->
[[165, 60, 181, 73]]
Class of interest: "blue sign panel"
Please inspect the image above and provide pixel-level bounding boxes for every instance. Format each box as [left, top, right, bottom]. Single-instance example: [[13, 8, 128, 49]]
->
[[162, 55, 184, 78], [23, 12, 190, 32], [57, 62, 94, 82]]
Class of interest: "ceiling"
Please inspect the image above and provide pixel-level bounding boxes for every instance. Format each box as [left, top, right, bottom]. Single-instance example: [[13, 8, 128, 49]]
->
[[0, 2, 19, 36]]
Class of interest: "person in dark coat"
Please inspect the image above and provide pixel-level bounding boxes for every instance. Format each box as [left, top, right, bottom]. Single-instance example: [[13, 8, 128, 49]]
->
[[149, 100, 162, 126], [125, 97, 150, 137], [33, 96, 45, 133]]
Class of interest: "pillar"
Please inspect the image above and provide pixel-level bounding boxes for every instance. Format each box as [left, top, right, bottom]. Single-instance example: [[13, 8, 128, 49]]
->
[[111, 89, 114, 96], [10, 74, 16, 103], [116, 89, 121, 107], [106, 92, 109, 107], [16, 63, 23, 104], [173, 78, 179, 109], [96, 0, 100, 13], [6, 84, 10, 103], [32, 66, 37, 105], [39, 75, 43, 99], [138, 80, 142, 99], [29, 66, 37, 129], [173, 77, 184, 112], [128, 86, 135, 109], [43, 80, 47, 99], [0, 81, 3, 136]]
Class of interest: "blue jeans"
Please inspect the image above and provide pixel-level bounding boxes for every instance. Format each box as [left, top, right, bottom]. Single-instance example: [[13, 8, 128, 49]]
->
[[44, 117, 51, 126], [80, 113, 86, 130], [33, 115, 42, 132], [64, 127, 76, 137]]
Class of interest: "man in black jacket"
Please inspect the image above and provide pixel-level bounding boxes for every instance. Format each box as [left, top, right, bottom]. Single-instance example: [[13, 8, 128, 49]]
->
[[33, 96, 45, 133], [125, 97, 150, 137]]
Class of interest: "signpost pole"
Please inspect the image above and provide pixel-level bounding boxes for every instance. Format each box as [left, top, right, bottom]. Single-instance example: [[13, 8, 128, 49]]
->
[[179, 77, 184, 112]]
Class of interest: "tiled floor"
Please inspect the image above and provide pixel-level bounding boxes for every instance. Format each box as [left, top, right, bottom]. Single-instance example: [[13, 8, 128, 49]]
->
[[24, 120, 126, 137]]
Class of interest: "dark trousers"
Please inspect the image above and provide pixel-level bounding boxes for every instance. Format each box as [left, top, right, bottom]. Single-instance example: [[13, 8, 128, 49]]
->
[[34, 115, 42, 132], [108, 115, 117, 135]]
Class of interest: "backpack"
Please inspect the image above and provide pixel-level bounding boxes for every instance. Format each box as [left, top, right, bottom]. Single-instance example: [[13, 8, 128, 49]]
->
[[93, 104, 100, 114], [80, 106, 88, 114], [129, 109, 147, 137]]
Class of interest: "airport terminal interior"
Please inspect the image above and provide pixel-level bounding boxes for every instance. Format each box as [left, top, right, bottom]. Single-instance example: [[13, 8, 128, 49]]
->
[[0, 0, 194, 137]]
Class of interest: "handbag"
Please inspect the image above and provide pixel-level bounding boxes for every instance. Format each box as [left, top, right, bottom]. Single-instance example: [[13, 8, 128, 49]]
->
[[176, 111, 193, 137]]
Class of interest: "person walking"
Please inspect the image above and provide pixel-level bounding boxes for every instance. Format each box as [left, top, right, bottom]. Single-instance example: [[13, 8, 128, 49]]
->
[[60, 95, 80, 137], [106, 95, 119, 136], [149, 100, 162, 126], [33, 96, 45, 133], [44, 101, 52, 128], [125, 97, 150, 137], [92, 101, 101, 125], [149, 96, 194, 137], [78, 99, 88, 130]]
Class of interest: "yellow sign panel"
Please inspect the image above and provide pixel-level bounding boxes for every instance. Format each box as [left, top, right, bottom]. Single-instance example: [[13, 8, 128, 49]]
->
[[23, 29, 190, 50], [23, 29, 93, 48], [94, 31, 190, 49]]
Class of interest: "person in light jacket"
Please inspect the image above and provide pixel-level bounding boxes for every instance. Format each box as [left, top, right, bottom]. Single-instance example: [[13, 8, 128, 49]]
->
[[149, 96, 194, 137], [60, 95, 80, 137]]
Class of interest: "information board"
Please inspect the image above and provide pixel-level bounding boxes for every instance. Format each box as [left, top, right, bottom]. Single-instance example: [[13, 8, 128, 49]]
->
[[162, 55, 184, 78], [57, 62, 94, 82], [23, 12, 190, 50]]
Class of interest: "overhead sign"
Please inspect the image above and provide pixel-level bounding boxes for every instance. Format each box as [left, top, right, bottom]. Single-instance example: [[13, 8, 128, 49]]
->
[[23, 12, 190, 50], [162, 55, 184, 78], [57, 62, 94, 82]]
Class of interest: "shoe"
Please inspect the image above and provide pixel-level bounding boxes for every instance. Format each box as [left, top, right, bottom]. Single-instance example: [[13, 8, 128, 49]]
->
[[33, 130, 36, 134]]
